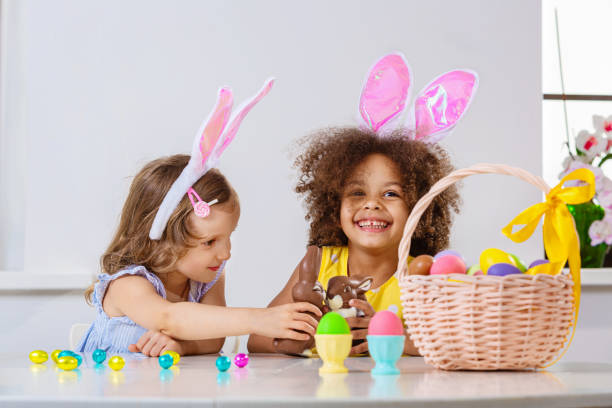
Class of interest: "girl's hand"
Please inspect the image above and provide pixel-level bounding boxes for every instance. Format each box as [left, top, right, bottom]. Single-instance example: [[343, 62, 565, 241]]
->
[[346, 299, 375, 355], [128, 330, 184, 357], [254, 302, 322, 340]]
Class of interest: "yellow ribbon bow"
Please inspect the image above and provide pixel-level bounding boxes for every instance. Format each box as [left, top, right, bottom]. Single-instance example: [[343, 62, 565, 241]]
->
[[501, 167, 595, 365]]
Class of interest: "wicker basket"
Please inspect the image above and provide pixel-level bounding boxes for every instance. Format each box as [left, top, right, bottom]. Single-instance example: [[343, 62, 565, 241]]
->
[[397, 163, 580, 370]]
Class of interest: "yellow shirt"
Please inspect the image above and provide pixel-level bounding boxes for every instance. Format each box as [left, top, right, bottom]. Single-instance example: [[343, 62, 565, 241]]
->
[[317, 246, 410, 323]]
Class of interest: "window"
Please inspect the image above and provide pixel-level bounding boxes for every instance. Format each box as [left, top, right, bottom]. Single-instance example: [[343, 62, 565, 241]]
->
[[542, 0, 612, 186]]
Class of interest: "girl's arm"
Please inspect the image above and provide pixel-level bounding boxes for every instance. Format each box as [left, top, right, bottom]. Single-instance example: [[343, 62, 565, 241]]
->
[[177, 273, 228, 355], [104, 274, 320, 341], [246, 264, 301, 353]]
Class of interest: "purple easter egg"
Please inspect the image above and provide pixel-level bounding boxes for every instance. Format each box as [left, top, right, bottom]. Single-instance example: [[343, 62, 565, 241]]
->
[[487, 263, 522, 276], [528, 259, 549, 269], [234, 353, 249, 368], [434, 250, 463, 261]]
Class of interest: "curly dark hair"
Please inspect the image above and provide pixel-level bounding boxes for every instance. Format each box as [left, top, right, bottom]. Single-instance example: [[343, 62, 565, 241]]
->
[[294, 127, 461, 256]]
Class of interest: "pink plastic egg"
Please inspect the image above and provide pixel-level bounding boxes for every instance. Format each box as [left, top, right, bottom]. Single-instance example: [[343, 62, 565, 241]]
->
[[233, 353, 249, 368], [488, 263, 522, 276], [430, 255, 466, 275], [368, 311, 404, 336]]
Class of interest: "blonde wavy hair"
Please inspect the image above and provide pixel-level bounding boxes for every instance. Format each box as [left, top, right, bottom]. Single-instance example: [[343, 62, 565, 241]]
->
[[84, 154, 237, 304]]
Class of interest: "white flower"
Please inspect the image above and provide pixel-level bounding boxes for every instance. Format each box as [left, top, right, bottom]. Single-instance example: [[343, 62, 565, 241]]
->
[[588, 214, 612, 246], [598, 191, 612, 212], [576, 130, 606, 158], [593, 114, 612, 137]]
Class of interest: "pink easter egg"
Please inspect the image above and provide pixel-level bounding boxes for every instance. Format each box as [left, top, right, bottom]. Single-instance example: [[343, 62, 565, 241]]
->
[[368, 311, 404, 336], [430, 255, 466, 275]]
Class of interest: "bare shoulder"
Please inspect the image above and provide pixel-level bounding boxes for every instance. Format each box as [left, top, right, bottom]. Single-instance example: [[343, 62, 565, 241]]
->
[[107, 274, 156, 294], [103, 274, 158, 317]]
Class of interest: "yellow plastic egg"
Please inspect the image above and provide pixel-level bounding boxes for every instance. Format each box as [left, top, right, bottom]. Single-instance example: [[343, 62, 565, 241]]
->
[[162, 350, 180, 364], [29, 350, 48, 364], [57, 355, 78, 371], [108, 355, 125, 371], [479, 248, 517, 274], [51, 349, 61, 363]]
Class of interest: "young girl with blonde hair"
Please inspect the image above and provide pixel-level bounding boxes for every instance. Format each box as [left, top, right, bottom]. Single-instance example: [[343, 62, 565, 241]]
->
[[78, 79, 320, 356]]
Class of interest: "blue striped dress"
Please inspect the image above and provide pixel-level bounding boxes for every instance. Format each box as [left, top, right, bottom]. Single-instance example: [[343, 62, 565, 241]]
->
[[76, 264, 223, 354]]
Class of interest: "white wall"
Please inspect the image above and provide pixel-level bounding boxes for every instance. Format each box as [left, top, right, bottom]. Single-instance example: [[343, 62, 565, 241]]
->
[[1, 0, 543, 309]]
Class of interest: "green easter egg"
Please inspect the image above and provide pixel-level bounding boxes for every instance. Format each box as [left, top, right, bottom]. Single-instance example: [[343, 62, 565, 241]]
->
[[466, 264, 481, 275], [509, 254, 527, 272], [316, 312, 350, 335]]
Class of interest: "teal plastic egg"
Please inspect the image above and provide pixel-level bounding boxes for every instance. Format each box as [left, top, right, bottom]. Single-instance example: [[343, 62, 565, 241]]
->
[[216, 355, 231, 372], [158, 353, 174, 369], [92, 349, 106, 364]]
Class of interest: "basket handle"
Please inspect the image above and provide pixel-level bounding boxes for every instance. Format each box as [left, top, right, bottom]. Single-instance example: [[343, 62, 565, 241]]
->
[[396, 163, 550, 279]]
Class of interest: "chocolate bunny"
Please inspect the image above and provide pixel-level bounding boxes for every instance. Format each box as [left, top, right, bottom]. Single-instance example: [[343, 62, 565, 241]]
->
[[325, 276, 373, 318], [273, 246, 327, 356]]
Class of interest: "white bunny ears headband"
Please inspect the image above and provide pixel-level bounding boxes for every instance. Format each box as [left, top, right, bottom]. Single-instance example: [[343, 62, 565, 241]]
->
[[357, 52, 478, 142], [149, 78, 274, 240]]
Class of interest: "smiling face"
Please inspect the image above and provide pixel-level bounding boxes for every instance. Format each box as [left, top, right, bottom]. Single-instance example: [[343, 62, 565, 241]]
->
[[174, 201, 240, 283], [340, 153, 409, 252]]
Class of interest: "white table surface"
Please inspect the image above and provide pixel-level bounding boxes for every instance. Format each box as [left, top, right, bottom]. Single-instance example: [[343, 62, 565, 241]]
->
[[1, 353, 612, 407]]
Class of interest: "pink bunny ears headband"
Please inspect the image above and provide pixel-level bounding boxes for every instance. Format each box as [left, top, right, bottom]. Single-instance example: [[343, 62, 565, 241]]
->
[[358, 52, 478, 143], [149, 78, 274, 240]]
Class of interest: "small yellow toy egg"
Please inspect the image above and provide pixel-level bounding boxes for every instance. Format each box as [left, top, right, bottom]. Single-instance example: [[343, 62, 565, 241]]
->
[[57, 355, 78, 371], [51, 349, 61, 363], [108, 355, 125, 371], [162, 350, 180, 364], [479, 248, 516, 274], [29, 350, 48, 364]]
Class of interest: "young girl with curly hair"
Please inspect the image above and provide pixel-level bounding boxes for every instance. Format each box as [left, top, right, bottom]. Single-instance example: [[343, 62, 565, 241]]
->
[[248, 53, 477, 355], [77, 80, 320, 356]]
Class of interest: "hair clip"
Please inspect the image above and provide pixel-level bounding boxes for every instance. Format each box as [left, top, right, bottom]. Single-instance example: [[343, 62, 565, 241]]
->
[[187, 187, 219, 218]]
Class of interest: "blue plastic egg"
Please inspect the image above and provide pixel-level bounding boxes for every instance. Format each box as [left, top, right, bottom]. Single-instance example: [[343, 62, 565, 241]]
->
[[92, 349, 106, 364], [216, 355, 231, 372], [488, 263, 522, 276], [58, 350, 82, 367], [158, 353, 174, 369]]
